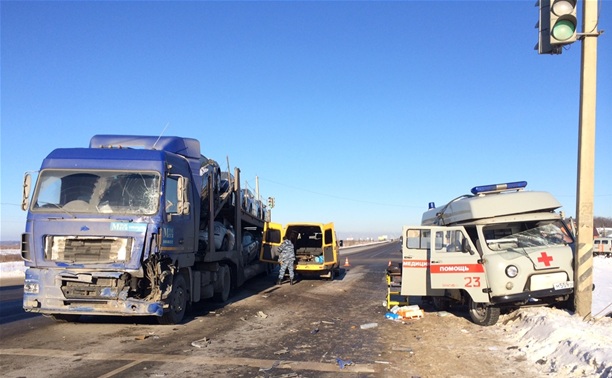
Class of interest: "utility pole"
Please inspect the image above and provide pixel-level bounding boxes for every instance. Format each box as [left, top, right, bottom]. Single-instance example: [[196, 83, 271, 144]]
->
[[574, 0, 600, 319]]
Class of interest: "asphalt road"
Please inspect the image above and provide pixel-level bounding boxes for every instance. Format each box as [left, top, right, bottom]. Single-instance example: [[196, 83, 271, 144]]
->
[[0, 242, 406, 377]]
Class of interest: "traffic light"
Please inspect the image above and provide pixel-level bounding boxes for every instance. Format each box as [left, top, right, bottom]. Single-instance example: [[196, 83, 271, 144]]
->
[[537, 0, 578, 55], [550, 0, 578, 45], [267, 197, 275, 208]]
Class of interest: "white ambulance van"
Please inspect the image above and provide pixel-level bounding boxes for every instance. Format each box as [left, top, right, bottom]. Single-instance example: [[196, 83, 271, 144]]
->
[[401, 181, 575, 326]]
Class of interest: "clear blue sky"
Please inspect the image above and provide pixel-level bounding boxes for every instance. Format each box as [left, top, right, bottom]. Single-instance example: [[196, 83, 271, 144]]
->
[[1, 1, 611, 241]]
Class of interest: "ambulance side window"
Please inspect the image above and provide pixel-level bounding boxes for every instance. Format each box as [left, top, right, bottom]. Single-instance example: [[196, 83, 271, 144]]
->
[[406, 229, 428, 249], [444, 230, 465, 253], [435, 231, 444, 250]]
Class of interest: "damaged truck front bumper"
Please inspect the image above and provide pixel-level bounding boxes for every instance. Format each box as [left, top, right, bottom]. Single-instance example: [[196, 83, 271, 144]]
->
[[22, 268, 163, 317]]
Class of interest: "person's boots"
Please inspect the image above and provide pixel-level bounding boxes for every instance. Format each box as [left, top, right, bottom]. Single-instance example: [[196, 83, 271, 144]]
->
[[290, 278, 295, 285], [276, 278, 282, 286]]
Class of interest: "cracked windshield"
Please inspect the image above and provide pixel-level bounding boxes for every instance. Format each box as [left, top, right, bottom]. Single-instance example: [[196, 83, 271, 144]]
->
[[32, 170, 160, 215], [484, 220, 573, 251]]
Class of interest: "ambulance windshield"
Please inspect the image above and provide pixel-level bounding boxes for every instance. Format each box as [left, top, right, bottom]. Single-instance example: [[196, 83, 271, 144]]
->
[[484, 220, 573, 251]]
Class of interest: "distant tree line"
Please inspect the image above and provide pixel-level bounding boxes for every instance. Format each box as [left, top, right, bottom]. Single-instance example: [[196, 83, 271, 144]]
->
[[594, 216, 612, 228]]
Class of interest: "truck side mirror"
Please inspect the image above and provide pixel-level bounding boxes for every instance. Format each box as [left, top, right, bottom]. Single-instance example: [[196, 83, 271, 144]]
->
[[22, 173, 32, 211], [177, 176, 190, 215]]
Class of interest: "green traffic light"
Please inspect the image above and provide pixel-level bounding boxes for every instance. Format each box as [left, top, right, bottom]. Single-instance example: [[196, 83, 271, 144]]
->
[[552, 20, 576, 41]]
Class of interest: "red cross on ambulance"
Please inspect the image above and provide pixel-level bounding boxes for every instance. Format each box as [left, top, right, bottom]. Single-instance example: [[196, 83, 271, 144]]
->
[[537, 251, 554, 267]]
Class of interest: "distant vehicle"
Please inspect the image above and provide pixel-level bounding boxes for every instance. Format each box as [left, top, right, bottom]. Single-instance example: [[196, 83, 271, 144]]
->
[[594, 237, 612, 257]]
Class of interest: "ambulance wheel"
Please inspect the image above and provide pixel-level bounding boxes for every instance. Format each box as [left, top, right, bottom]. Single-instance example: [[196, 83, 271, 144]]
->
[[467, 298, 500, 326], [213, 265, 231, 302], [159, 274, 187, 325]]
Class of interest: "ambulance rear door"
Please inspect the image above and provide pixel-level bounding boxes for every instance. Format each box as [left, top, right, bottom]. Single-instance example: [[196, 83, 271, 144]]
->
[[260, 222, 283, 264]]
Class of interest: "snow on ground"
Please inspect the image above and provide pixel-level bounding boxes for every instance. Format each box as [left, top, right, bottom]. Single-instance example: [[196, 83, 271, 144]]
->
[[496, 256, 612, 378], [1, 251, 611, 377]]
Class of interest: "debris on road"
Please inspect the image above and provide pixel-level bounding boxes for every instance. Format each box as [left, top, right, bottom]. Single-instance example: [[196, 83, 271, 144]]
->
[[274, 348, 289, 355], [336, 357, 354, 369], [259, 360, 280, 372], [360, 322, 378, 329], [191, 337, 211, 348]]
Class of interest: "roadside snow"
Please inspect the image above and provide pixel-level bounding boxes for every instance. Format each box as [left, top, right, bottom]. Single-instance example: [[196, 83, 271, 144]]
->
[[0, 249, 25, 279], [1, 250, 611, 376], [497, 256, 612, 377]]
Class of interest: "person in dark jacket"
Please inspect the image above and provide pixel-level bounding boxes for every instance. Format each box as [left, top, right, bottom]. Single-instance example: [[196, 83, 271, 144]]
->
[[277, 233, 296, 285]]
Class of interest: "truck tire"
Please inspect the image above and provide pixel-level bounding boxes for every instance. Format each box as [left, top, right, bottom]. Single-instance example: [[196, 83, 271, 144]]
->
[[213, 265, 231, 302], [159, 274, 187, 325], [467, 297, 500, 326]]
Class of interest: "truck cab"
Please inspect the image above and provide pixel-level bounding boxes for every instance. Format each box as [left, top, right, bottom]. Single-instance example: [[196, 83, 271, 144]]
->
[[261, 222, 340, 279], [400, 181, 575, 326]]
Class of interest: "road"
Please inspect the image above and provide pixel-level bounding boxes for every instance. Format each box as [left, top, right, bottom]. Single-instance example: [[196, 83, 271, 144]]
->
[[0, 243, 539, 377]]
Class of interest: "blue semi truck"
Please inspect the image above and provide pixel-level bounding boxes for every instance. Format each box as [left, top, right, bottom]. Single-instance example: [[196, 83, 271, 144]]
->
[[21, 135, 270, 324]]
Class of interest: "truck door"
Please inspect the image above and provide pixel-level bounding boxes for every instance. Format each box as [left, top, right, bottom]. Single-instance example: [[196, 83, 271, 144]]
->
[[322, 222, 338, 265], [162, 174, 195, 254], [428, 226, 488, 302], [260, 222, 283, 263], [400, 226, 444, 297]]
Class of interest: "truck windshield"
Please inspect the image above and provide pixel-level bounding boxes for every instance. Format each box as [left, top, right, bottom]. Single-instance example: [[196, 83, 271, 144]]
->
[[484, 220, 573, 251], [31, 170, 161, 215]]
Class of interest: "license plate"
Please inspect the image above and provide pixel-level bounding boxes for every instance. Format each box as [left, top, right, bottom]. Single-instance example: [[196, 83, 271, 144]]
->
[[554, 281, 574, 290]]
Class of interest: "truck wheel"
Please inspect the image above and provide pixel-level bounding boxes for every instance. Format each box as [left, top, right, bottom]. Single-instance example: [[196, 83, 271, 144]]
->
[[467, 297, 500, 326], [159, 274, 187, 325], [213, 265, 231, 302], [50, 314, 81, 323]]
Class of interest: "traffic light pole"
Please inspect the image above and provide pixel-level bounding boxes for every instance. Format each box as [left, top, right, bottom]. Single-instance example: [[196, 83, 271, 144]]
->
[[573, 0, 599, 319]]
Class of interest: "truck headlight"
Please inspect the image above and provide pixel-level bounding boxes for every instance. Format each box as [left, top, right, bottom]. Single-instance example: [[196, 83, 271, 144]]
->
[[505, 265, 519, 278]]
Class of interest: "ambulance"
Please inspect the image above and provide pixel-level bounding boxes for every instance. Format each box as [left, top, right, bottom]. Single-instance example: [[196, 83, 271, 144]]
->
[[261, 222, 340, 279], [400, 181, 575, 326]]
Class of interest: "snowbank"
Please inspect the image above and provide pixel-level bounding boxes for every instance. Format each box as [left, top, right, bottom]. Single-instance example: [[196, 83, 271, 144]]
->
[[497, 256, 612, 378]]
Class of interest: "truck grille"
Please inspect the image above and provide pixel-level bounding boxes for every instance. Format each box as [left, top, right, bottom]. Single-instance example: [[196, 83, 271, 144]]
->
[[45, 236, 133, 263]]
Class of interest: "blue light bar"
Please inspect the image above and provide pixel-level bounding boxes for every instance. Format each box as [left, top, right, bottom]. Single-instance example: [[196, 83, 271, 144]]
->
[[471, 181, 527, 195]]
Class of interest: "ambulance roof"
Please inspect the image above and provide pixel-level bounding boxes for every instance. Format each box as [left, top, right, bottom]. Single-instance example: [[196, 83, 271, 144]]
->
[[422, 189, 561, 226]]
